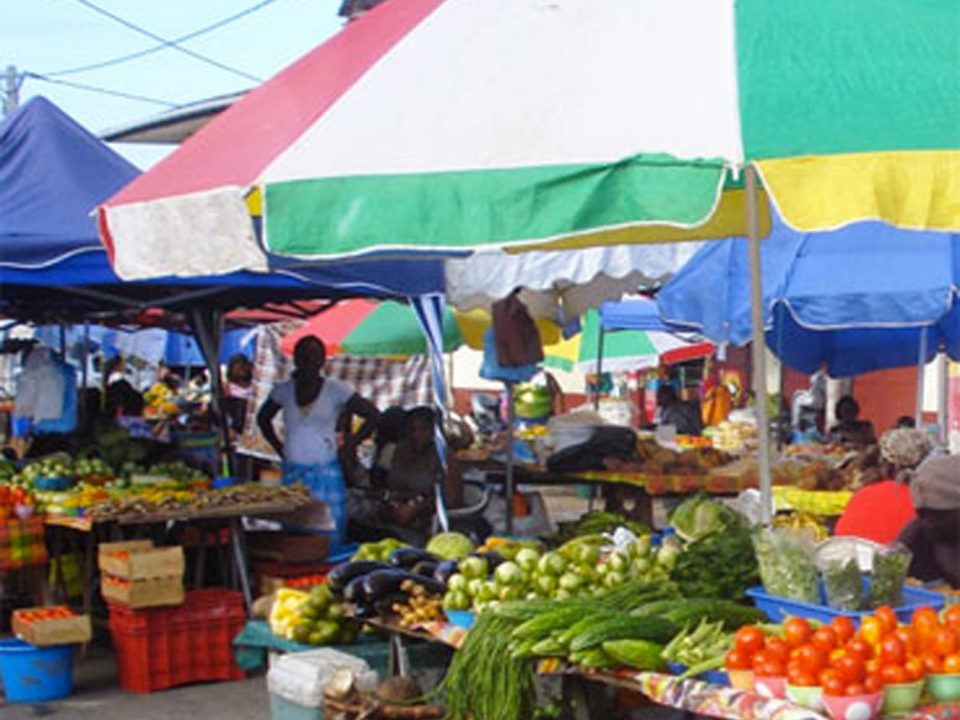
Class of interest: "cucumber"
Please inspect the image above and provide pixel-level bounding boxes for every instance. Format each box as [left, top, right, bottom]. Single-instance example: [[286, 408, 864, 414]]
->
[[569, 616, 679, 652], [511, 604, 600, 641], [602, 639, 666, 671]]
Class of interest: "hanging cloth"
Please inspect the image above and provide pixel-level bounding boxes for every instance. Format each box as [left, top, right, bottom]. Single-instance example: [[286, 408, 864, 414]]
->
[[491, 293, 543, 367]]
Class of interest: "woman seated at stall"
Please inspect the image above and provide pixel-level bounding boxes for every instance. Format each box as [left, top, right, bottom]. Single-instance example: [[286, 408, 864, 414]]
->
[[828, 395, 876, 448], [896, 454, 960, 588], [834, 428, 931, 544]]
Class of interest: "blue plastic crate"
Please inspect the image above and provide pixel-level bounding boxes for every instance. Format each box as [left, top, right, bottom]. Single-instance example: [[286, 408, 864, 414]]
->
[[746, 584, 945, 626]]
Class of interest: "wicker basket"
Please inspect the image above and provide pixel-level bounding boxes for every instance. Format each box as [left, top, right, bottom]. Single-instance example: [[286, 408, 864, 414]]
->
[[322, 697, 444, 719]]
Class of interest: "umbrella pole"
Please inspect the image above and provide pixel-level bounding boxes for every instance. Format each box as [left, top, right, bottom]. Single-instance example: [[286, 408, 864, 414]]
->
[[915, 326, 928, 426], [745, 164, 773, 525], [594, 326, 606, 410], [938, 352, 949, 445], [505, 381, 515, 535]]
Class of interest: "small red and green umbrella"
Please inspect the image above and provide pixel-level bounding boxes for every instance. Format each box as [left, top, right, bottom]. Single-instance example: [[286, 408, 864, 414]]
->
[[280, 299, 463, 357]]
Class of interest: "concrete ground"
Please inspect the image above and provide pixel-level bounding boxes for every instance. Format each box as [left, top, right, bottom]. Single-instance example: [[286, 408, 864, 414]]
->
[[0, 488, 599, 718], [1, 646, 270, 719]]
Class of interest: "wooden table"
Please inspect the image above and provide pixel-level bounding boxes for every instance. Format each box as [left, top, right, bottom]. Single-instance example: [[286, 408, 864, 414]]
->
[[460, 456, 754, 528], [44, 499, 305, 617]]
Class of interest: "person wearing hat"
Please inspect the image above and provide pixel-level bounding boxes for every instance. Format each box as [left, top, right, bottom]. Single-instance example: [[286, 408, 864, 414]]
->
[[895, 454, 960, 588], [833, 429, 932, 544]]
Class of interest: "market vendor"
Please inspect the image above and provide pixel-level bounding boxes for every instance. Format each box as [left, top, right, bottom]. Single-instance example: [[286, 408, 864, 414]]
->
[[828, 395, 876, 448], [834, 428, 931, 543], [256, 336, 378, 545], [656, 384, 702, 436], [895, 454, 960, 588]]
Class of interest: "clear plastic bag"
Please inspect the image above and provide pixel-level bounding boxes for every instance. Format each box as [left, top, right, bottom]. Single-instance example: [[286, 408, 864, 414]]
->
[[752, 527, 819, 603], [867, 544, 912, 609], [819, 541, 863, 611]]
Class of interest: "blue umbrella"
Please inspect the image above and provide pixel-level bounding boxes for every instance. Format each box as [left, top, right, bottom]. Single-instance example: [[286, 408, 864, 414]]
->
[[658, 211, 959, 377]]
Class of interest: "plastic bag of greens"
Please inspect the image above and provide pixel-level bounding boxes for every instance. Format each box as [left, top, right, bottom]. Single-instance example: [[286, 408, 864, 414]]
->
[[818, 540, 863, 611], [867, 544, 912, 609], [752, 527, 819, 603]]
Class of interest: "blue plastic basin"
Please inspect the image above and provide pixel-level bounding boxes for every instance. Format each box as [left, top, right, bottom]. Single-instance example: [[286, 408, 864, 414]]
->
[[0, 638, 74, 703]]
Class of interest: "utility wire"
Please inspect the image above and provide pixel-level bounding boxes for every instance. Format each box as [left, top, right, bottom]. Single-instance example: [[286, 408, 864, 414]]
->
[[24, 72, 179, 108], [66, 0, 262, 83], [45, 0, 282, 78]]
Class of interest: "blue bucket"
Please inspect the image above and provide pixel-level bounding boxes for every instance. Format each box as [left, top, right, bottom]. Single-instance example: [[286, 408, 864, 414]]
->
[[0, 638, 74, 703]]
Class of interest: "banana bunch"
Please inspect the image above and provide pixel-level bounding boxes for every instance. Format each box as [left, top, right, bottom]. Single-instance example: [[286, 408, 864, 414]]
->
[[772, 510, 829, 541], [269, 588, 310, 640]]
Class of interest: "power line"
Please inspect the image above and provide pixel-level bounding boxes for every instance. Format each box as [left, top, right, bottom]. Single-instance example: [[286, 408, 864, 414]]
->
[[45, 0, 283, 78], [25, 72, 179, 108], [66, 0, 262, 83]]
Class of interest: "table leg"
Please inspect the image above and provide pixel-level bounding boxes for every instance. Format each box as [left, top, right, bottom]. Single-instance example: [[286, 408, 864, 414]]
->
[[561, 675, 609, 720], [229, 517, 253, 614], [81, 529, 96, 618], [388, 631, 409, 677]]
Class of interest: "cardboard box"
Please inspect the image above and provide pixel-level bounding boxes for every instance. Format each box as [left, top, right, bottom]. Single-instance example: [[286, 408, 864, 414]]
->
[[98, 540, 184, 579], [13, 606, 92, 646], [101, 574, 185, 609]]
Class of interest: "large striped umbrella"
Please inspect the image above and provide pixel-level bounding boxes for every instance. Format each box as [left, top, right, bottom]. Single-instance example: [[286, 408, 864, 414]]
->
[[99, 0, 959, 279], [279, 299, 463, 357], [544, 309, 713, 374]]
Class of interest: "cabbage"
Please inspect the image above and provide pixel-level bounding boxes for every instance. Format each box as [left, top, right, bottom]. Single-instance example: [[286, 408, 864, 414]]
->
[[426, 532, 475, 560], [669, 494, 744, 543]]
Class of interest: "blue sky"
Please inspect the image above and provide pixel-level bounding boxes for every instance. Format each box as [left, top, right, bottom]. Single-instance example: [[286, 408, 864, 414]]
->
[[3, 0, 343, 167]]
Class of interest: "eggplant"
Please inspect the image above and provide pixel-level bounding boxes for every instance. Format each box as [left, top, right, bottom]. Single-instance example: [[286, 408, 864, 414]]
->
[[388, 547, 439, 569], [361, 569, 445, 602], [411, 560, 439, 578], [327, 561, 390, 594], [343, 575, 371, 605], [433, 560, 459, 586]]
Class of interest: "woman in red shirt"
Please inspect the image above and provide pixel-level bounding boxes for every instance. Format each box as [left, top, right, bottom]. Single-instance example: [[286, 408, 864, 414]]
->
[[834, 428, 932, 544]]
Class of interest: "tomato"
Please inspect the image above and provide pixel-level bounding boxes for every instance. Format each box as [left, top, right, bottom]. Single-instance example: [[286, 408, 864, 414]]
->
[[724, 648, 751, 671], [894, 626, 918, 655], [864, 673, 884, 694], [828, 647, 848, 667], [811, 627, 838, 652], [790, 671, 818, 687], [932, 627, 958, 657], [751, 650, 771, 673], [911, 606, 940, 641], [943, 653, 960, 674], [880, 664, 909, 685], [846, 638, 874, 660], [819, 667, 844, 686], [904, 657, 925, 682], [922, 652, 944, 674], [784, 617, 813, 648], [835, 654, 866, 684], [757, 659, 786, 677], [822, 676, 846, 696], [880, 636, 906, 666], [795, 644, 828, 676], [859, 617, 884, 648], [845, 682, 867, 697], [944, 605, 960, 632], [829, 616, 855, 644], [735, 626, 766, 655], [764, 637, 790, 664], [786, 664, 806, 686], [874, 606, 899, 636]]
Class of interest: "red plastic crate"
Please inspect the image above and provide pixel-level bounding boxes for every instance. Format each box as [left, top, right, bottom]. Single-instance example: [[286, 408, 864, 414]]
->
[[108, 589, 246, 693]]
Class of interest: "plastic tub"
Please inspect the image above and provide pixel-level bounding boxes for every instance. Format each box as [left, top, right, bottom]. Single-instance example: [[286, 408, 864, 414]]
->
[[745, 584, 945, 625], [0, 638, 74, 703], [34, 476, 75, 491], [269, 692, 323, 720], [444, 610, 475, 630]]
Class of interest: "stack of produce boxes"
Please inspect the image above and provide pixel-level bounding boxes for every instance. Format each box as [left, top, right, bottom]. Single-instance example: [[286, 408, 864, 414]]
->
[[99, 540, 185, 609]]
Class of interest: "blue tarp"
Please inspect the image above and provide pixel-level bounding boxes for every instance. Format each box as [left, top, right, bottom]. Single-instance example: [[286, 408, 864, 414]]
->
[[658, 210, 960, 376], [600, 298, 675, 332], [0, 97, 445, 317]]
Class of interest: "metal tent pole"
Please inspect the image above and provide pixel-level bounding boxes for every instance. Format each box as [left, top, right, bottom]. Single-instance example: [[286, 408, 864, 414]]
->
[[915, 327, 928, 426], [593, 325, 606, 410], [504, 382, 515, 535], [745, 165, 773, 525]]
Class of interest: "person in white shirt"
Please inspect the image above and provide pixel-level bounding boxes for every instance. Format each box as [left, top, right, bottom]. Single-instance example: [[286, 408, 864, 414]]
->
[[257, 337, 378, 546]]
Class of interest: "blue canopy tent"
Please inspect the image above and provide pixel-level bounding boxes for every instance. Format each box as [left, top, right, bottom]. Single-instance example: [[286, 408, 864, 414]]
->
[[658, 210, 960, 420], [0, 97, 446, 325]]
